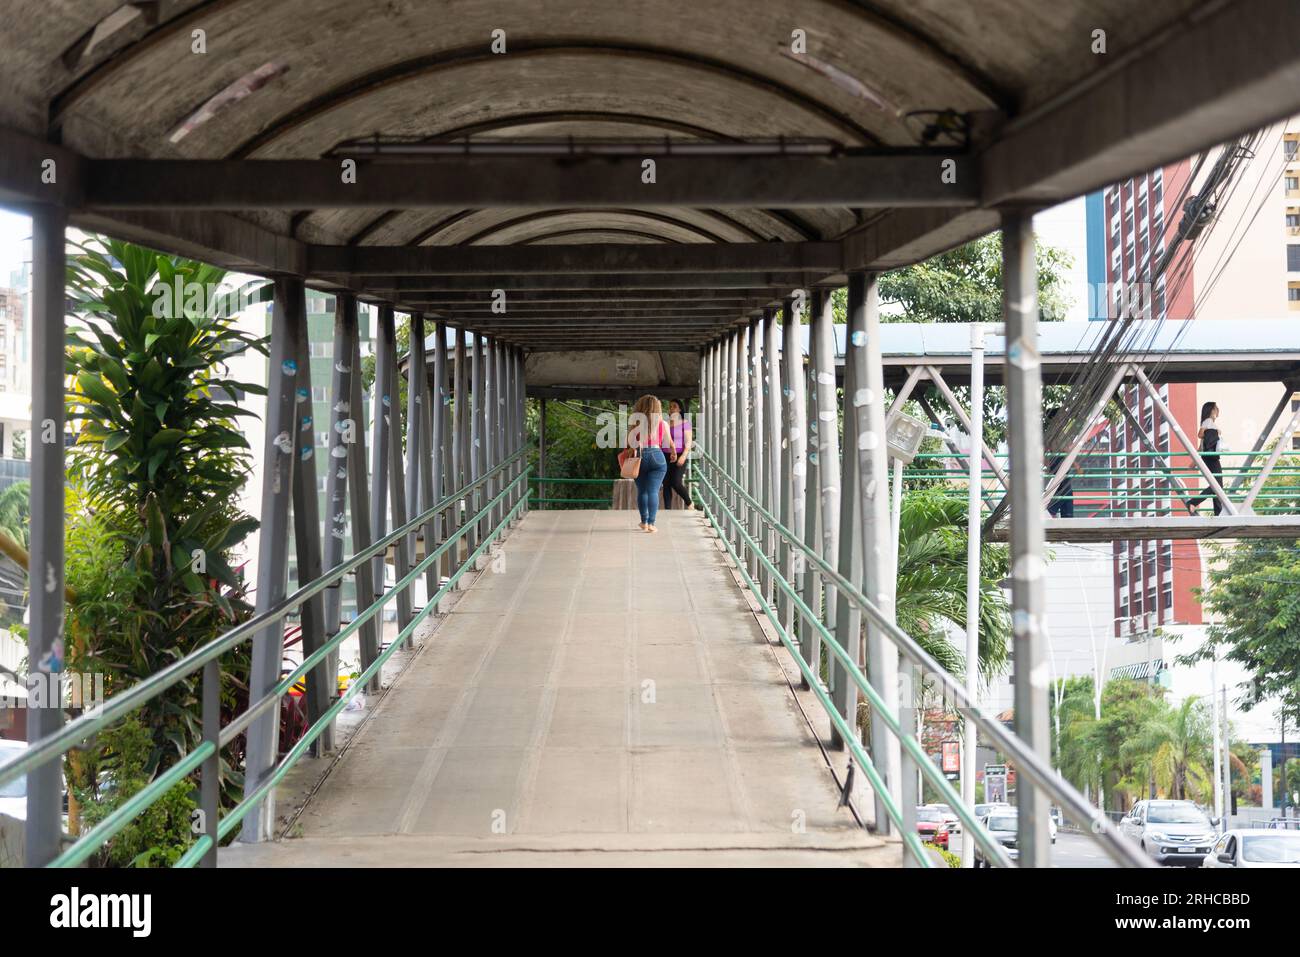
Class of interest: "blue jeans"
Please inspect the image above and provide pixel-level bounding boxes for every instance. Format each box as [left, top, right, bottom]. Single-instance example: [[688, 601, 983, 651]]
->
[[634, 448, 668, 524]]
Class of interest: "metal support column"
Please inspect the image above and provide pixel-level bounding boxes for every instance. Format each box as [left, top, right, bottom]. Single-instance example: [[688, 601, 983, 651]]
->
[[322, 297, 351, 677], [725, 331, 738, 549], [747, 318, 762, 580], [962, 324, 986, 867], [482, 337, 497, 534], [406, 312, 436, 600], [471, 334, 487, 545], [433, 320, 449, 579], [811, 287, 841, 651], [494, 339, 507, 528], [538, 398, 548, 510], [830, 311, 861, 753], [241, 276, 306, 843], [764, 308, 782, 605], [847, 272, 903, 839], [800, 352, 821, 672], [453, 329, 469, 554], [781, 297, 806, 639], [25, 204, 66, 866], [343, 300, 382, 692], [1003, 209, 1051, 867], [286, 278, 331, 756], [377, 306, 414, 635]]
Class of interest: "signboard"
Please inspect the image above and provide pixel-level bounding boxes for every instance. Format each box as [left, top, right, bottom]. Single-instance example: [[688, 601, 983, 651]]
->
[[984, 764, 1008, 804], [942, 741, 960, 773]]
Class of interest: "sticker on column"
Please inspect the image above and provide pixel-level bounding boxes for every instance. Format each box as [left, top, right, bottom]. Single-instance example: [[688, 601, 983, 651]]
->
[[273, 431, 293, 454], [333, 400, 350, 413], [38, 638, 64, 674], [301, 414, 313, 432], [296, 387, 310, 403], [335, 361, 351, 373], [850, 330, 865, 347], [282, 359, 297, 376], [301, 446, 313, 461], [1008, 337, 1040, 371], [381, 394, 391, 407]]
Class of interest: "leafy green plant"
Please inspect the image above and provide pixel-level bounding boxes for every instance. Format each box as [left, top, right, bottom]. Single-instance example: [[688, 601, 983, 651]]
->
[[72, 715, 197, 868], [57, 236, 268, 858]]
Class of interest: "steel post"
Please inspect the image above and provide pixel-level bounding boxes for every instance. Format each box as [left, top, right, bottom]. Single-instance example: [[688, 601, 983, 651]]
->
[[811, 288, 841, 637], [748, 317, 764, 582], [241, 276, 306, 843], [781, 297, 806, 638], [25, 204, 66, 866], [287, 278, 331, 754], [962, 324, 986, 867], [345, 311, 382, 692], [764, 308, 782, 607], [1003, 209, 1051, 867]]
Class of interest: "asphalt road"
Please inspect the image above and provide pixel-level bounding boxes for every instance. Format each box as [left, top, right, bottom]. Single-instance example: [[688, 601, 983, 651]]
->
[[1051, 830, 1121, 868]]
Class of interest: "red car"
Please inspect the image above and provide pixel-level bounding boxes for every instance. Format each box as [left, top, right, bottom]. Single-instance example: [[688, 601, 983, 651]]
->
[[916, 806, 949, 846]]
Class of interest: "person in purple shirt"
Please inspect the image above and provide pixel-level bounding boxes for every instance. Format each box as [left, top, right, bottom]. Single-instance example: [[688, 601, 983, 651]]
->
[[664, 399, 694, 509]]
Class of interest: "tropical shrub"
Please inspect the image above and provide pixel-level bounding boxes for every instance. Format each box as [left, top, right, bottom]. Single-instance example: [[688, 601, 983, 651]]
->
[[59, 236, 268, 862]]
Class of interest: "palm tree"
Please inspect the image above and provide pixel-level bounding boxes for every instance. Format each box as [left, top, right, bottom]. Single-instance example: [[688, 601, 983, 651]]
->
[[894, 488, 1010, 683], [1123, 695, 1215, 801]]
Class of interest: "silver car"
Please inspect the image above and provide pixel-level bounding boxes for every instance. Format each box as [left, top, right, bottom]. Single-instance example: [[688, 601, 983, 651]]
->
[[1120, 800, 1218, 866], [1201, 829, 1300, 868]]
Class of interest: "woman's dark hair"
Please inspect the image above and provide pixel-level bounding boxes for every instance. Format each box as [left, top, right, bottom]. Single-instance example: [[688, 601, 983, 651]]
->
[[1200, 401, 1218, 422]]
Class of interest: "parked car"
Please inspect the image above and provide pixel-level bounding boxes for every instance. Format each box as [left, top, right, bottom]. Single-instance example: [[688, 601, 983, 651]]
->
[[925, 805, 959, 848], [1120, 800, 1218, 866], [973, 802, 1011, 819], [974, 809, 1020, 866], [916, 805, 948, 844], [1201, 829, 1300, 868]]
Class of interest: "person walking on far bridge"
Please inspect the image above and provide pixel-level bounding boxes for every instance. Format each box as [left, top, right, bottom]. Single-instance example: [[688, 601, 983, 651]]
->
[[624, 394, 675, 532], [1185, 401, 1224, 516]]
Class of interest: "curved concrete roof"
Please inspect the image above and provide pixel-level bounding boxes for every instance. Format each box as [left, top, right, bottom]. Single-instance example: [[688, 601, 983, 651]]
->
[[3, 0, 1297, 353]]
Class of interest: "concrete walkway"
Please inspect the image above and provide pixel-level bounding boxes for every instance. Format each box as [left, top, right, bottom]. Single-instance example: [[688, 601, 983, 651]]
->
[[222, 509, 893, 867]]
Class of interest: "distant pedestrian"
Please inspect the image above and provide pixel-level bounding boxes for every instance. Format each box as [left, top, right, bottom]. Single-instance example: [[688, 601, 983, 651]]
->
[[624, 394, 676, 532], [1185, 401, 1224, 515], [1046, 455, 1074, 518], [664, 399, 694, 510]]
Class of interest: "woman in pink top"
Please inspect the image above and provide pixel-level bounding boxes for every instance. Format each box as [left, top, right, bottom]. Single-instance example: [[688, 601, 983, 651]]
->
[[625, 394, 677, 531], [664, 399, 694, 509]]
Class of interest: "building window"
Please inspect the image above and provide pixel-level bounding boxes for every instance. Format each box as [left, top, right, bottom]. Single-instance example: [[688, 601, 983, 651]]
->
[[312, 386, 328, 402], [1292, 435, 1300, 451], [1289, 287, 1300, 302], [309, 340, 333, 358], [1288, 213, 1300, 228], [1288, 176, 1300, 192], [1161, 584, 1173, 610], [316, 430, 330, 447], [1285, 138, 1299, 159], [1288, 245, 1300, 271]]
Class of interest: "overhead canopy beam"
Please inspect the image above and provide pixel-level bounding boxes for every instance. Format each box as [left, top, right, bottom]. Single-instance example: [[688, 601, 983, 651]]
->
[[81, 155, 978, 209], [390, 290, 778, 304], [982, 0, 1300, 205], [360, 272, 821, 292], [310, 241, 840, 276]]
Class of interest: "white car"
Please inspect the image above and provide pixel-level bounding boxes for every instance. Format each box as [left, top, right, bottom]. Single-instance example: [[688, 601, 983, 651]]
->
[[0, 739, 26, 822], [1120, 800, 1218, 866], [1201, 829, 1300, 868]]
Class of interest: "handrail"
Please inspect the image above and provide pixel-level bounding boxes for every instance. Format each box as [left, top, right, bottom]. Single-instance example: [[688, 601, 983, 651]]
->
[[0, 448, 527, 793], [697, 448, 1153, 869], [697, 473, 1011, 868], [39, 468, 531, 868]]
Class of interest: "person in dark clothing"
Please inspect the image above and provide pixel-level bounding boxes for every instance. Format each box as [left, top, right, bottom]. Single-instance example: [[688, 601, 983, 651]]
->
[[663, 399, 694, 509], [1046, 455, 1075, 518], [1185, 401, 1224, 515]]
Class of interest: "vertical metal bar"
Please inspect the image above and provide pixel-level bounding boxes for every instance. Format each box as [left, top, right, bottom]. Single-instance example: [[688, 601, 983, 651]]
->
[[830, 311, 861, 753], [764, 308, 782, 602], [740, 323, 755, 568], [406, 313, 430, 596], [482, 337, 496, 533], [25, 204, 66, 866], [454, 329, 470, 556], [725, 331, 738, 548], [379, 308, 414, 634], [781, 297, 806, 639], [495, 340, 507, 526], [751, 314, 765, 582], [241, 276, 305, 843], [345, 311, 381, 693], [962, 324, 986, 868], [800, 352, 822, 681], [433, 321, 450, 580], [846, 272, 904, 837], [471, 334, 486, 545], [322, 296, 353, 693], [811, 288, 841, 636], [538, 398, 548, 510], [1003, 209, 1051, 867], [370, 305, 395, 613], [200, 659, 220, 867], [412, 314, 439, 599], [287, 279, 331, 755]]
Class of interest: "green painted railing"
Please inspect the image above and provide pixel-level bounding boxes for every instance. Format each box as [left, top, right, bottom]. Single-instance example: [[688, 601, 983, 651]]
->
[[694, 448, 1153, 869], [0, 450, 531, 868]]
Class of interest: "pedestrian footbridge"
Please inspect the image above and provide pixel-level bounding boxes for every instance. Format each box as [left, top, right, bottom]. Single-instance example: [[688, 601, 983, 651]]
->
[[221, 510, 893, 867]]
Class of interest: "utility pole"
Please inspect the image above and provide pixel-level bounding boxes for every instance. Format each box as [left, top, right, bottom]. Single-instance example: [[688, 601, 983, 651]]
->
[[961, 324, 986, 869], [1221, 684, 1232, 825], [1212, 659, 1223, 820]]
